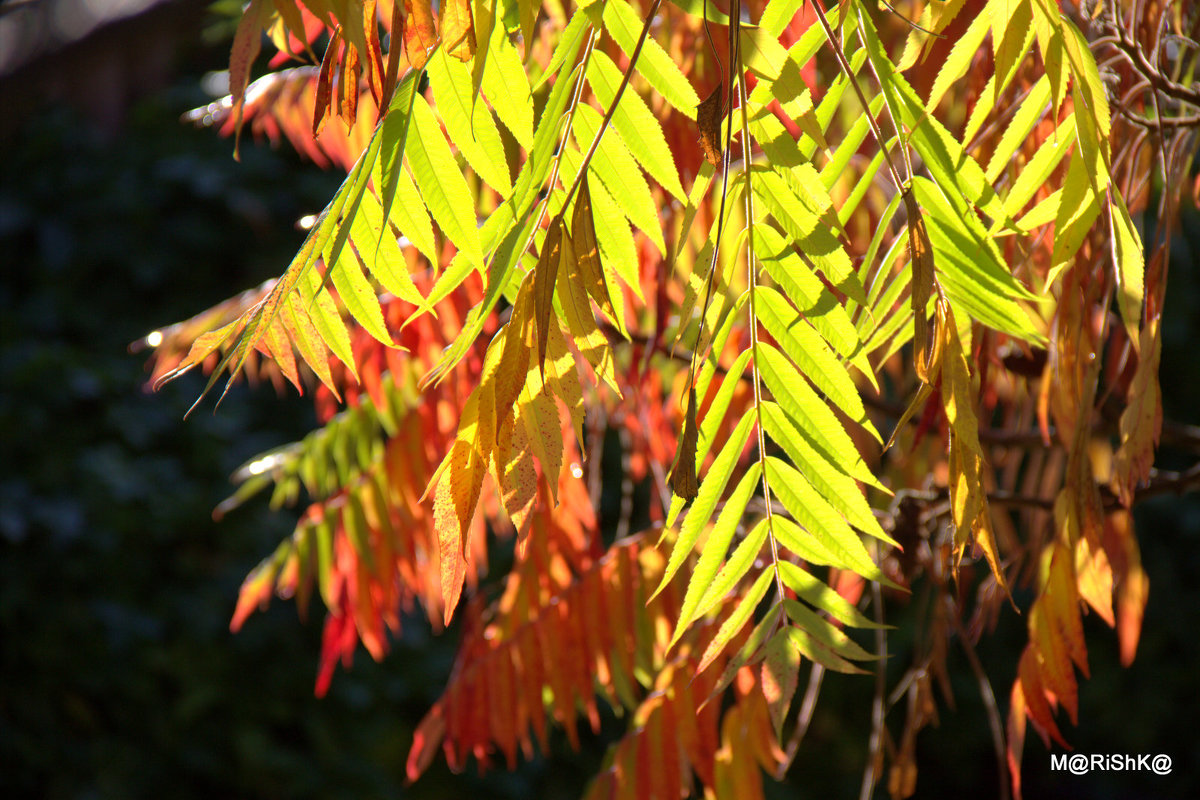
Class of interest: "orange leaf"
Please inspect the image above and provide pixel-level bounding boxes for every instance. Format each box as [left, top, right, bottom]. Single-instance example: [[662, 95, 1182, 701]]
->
[[313, 26, 342, 137], [229, 0, 273, 156], [1105, 510, 1148, 666], [1006, 678, 1027, 800], [403, 0, 437, 70], [440, 0, 476, 61], [1015, 646, 1068, 748], [940, 299, 1010, 595], [1112, 318, 1162, 505]]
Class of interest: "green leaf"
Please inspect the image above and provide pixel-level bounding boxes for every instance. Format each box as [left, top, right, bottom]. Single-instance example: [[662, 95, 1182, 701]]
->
[[766, 457, 897, 576], [428, 48, 512, 194], [571, 104, 666, 254], [665, 348, 752, 529], [352, 190, 425, 308], [408, 94, 485, 270], [756, 285, 878, 441], [760, 405, 892, 543], [910, 177, 1044, 343], [990, 0, 1034, 106], [1111, 194, 1145, 345], [1046, 151, 1102, 288], [426, 40, 586, 383], [985, 75, 1051, 183], [667, 462, 762, 643], [750, 167, 864, 305], [755, 341, 881, 488], [998, 111, 1076, 223], [674, 408, 755, 541], [925, 0, 989, 109], [586, 50, 685, 200], [375, 70, 421, 252], [535, 8, 590, 89], [482, 17, 535, 149], [778, 561, 886, 629], [696, 567, 774, 674], [755, 225, 868, 374], [858, 14, 1013, 229], [740, 23, 790, 80], [784, 622, 867, 674], [325, 236, 393, 346], [783, 599, 875, 660], [299, 264, 356, 375], [698, 517, 771, 618], [601, 0, 700, 117]]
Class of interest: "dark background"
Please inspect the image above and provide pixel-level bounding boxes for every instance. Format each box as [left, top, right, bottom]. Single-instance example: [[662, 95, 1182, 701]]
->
[[1, 1, 1198, 798]]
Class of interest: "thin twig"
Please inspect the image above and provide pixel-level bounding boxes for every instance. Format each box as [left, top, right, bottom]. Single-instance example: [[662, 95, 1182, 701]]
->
[[947, 595, 1011, 800], [859, 545, 888, 800]]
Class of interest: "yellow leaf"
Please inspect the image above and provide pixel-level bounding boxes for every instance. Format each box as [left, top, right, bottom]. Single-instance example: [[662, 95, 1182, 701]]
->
[[519, 376, 564, 504], [440, 0, 475, 61], [571, 177, 623, 335], [429, 350, 500, 623], [1111, 196, 1145, 351], [533, 218, 564, 377], [493, 276, 534, 438], [544, 321, 587, 452], [939, 300, 1010, 595], [555, 225, 621, 394], [1075, 534, 1114, 627], [494, 407, 538, 536]]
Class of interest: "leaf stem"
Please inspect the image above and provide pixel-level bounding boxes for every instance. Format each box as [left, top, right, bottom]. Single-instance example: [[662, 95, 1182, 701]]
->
[[804, 0, 906, 192], [564, 0, 666, 206], [522, 26, 598, 255], [733, 2, 785, 605]]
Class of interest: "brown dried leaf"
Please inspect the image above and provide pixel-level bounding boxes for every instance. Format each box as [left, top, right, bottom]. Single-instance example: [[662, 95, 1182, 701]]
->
[[697, 84, 724, 168], [904, 189, 936, 384], [669, 387, 699, 500], [533, 218, 565, 377], [571, 177, 621, 332], [1112, 318, 1162, 506]]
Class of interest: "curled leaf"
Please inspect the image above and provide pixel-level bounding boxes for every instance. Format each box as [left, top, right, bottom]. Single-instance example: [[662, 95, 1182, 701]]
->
[[904, 188, 936, 383], [697, 84, 724, 168], [571, 177, 621, 332], [440, 0, 476, 61], [534, 218, 565, 377], [669, 387, 700, 499]]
